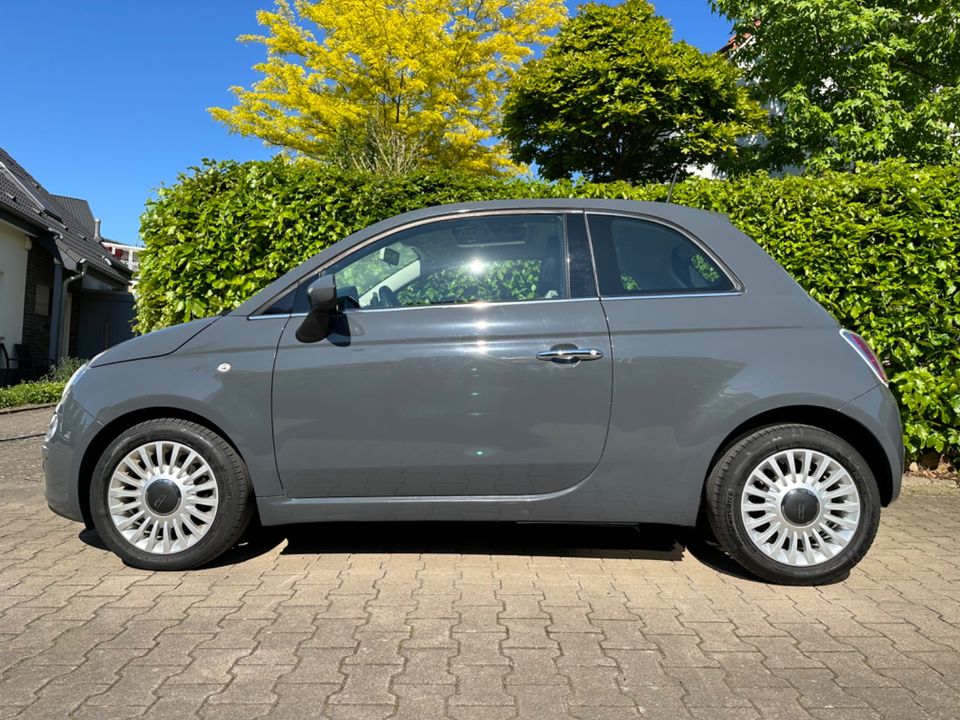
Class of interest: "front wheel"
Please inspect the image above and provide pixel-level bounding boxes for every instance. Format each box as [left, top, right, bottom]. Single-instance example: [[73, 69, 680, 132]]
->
[[705, 424, 880, 585], [90, 418, 253, 570]]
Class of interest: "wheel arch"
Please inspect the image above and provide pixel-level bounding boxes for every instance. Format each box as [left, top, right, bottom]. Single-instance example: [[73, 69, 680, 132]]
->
[[77, 407, 246, 527], [703, 405, 896, 508]]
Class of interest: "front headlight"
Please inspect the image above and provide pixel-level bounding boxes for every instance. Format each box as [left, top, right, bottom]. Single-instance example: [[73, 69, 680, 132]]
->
[[45, 410, 59, 442]]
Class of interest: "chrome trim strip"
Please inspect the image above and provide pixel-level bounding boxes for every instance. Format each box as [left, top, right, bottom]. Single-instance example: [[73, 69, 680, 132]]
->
[[277, 296, 602, 319], [600, 291, 744, 301]]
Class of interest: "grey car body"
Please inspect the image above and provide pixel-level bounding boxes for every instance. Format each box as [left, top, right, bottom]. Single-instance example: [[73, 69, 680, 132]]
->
[[43, 199, 903, 551]]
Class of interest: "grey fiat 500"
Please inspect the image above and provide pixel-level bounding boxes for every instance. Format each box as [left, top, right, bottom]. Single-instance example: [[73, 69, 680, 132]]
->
[[43, 199, 902, 585]]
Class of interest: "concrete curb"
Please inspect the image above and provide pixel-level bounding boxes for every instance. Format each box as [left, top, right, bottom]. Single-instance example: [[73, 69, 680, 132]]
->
[[902, 473, 959, 490], [0, 403, 56, 415]]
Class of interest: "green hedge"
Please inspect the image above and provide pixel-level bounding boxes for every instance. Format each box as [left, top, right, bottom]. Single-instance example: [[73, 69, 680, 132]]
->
[[0, 381, 65, 410], [138, 159, 960, 460]]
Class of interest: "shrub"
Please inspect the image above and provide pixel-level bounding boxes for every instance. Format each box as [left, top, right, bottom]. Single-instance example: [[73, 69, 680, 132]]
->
[[138, 158, 960, 461], [43, 357, 86, 383], [0, 381, 65, 410]]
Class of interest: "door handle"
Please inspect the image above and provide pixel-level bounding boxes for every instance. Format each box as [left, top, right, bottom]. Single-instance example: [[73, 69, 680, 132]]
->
[[536, 347, 605, 362]]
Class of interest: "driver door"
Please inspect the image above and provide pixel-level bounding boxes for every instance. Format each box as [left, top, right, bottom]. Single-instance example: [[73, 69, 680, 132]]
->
[[271, 211, 612, 499]]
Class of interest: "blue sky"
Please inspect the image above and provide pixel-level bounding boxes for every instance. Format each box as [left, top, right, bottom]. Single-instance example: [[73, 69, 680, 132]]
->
[[0, 1, 731, 245]]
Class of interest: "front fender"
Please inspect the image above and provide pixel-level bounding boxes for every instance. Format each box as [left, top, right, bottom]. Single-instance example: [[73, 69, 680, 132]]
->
[[69, 316, 286, 498]]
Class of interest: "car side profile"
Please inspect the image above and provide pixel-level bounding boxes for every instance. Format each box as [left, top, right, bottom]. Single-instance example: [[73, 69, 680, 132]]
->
[[43, 199, 903, 585]]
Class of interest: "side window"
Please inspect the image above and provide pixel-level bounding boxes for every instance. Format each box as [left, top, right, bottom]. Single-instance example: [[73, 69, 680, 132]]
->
[[587, 215, 734, 296], [304, 214, 568, 311], [263, 288, 296, 315]]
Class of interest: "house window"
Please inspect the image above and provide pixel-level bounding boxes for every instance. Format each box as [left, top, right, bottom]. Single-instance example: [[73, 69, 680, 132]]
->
[[35, 284, 51, 316]]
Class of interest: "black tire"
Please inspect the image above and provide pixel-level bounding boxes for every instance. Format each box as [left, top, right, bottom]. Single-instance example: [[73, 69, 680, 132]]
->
[[90, 418, 254, 571], [705, 424, 880, 586]]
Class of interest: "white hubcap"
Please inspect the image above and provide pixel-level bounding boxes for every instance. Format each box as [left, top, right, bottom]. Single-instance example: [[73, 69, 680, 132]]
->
[[740, 448, 861, 567], [108, 440, 219, 554]]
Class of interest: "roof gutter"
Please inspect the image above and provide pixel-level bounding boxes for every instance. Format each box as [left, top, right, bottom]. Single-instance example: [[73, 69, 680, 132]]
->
[[50, 259, 88, 362]]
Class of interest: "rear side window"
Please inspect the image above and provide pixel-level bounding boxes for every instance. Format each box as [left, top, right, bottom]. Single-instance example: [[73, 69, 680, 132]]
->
[[587, 214, 734, 296]]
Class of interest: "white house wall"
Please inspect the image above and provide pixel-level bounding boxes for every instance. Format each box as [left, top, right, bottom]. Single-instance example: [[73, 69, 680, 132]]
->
[[0, 220, 30, 360]]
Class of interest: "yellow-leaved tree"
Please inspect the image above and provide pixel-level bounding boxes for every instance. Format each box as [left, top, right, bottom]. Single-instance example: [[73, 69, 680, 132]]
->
[[210, 0, 567, 174]]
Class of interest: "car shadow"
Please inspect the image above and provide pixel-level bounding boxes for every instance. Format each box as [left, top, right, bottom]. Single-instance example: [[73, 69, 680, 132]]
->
[[276, 521, 686, 560], [79, 521, 764, 581]]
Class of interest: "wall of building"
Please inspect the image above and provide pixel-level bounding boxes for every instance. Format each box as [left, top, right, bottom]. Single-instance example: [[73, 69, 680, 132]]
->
[[68, 291, 80, 358], [0, 221, 30, 363], [20, 241, 54, 367]]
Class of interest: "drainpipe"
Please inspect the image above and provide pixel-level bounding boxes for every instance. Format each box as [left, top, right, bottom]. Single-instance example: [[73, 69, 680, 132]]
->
[[51, 259, 88, 362]]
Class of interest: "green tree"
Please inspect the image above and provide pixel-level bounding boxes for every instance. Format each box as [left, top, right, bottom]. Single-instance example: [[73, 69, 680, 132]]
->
[[713, 0, 960, 173], [500, 0, 766, 183], [210, 0, 566, 175]]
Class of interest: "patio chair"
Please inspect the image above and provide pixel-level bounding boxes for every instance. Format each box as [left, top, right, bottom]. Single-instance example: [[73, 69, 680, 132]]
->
[[10, 344, 49, 382]]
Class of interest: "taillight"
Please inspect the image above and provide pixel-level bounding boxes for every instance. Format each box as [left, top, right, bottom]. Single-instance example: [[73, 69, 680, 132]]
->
[[840, 329, 888, 385]]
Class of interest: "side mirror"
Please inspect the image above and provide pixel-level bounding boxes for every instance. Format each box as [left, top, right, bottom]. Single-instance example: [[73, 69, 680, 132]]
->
[[296, 275, 337, 343], [306, 275, 337, 312]]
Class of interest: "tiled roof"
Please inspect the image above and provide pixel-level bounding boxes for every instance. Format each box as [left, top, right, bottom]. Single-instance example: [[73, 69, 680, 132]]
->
[[51, 194, 96, 237], [0, 147, 131, 285]]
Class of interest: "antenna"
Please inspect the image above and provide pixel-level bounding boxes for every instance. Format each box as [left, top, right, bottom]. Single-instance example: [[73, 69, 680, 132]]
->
[[666, 165, 681, 204]]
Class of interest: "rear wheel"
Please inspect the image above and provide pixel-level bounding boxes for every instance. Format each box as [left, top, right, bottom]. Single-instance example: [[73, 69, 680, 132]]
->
[[705, 424, 880, 585], [90, 418, 253, 570]]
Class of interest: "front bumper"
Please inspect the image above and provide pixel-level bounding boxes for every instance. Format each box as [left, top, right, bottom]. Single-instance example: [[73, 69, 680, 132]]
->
[[839, 383, 905, 504], [42, 395, 102, 524]]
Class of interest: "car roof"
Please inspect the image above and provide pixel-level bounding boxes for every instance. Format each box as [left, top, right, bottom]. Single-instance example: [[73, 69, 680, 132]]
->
[[363, 198, 727, 223]]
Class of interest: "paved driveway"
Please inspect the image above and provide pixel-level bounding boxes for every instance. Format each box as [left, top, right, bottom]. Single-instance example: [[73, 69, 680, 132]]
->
[[1, 407, 959, 719]]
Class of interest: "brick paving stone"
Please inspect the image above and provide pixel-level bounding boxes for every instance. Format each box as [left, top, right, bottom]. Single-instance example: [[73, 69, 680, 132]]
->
[[451, 631, 510, 666], [774, 669, 872, 709], [736, 687, 816, 720], [710, 651, 792, 688], [499, 594, 549, 619], [141, 682, 221, 719], [47, 646, 148, 686], [449, 665, 514, 707], [199, 703, 273, 720], [264, 682, 341, 719], [395, 647, 457, 685], [165, 647, 252, 685], [206, 662, 294, 705], [2, 409, 960, 718], [650, 634, 720, 667], [343, 630, 407, 665], [284, 646, 351, 685], [554, 632, 617, 667], [404, 618, 458, 649], [547, 605, 604, 633], [665, 666, 754, 708], [500, 618, 558, 649], [566, 666, 635, 707], [83, 665, 180, 707], [449, 707, 514, 720], [504, 646, 566, 685], [617, 682, 689, 718], [392, 683, 454, 720], [0, 663, 76, 708], [592, 619, 656, 650], [512, 683, 574, 719], [806, 651, 901, 688], [328, 664, 399, 706]]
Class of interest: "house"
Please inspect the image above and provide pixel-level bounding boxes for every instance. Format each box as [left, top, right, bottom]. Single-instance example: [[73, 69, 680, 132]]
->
[[0, 147, 135, 380], [691, 25, 800, 180], [100, 241, 143, 292]]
